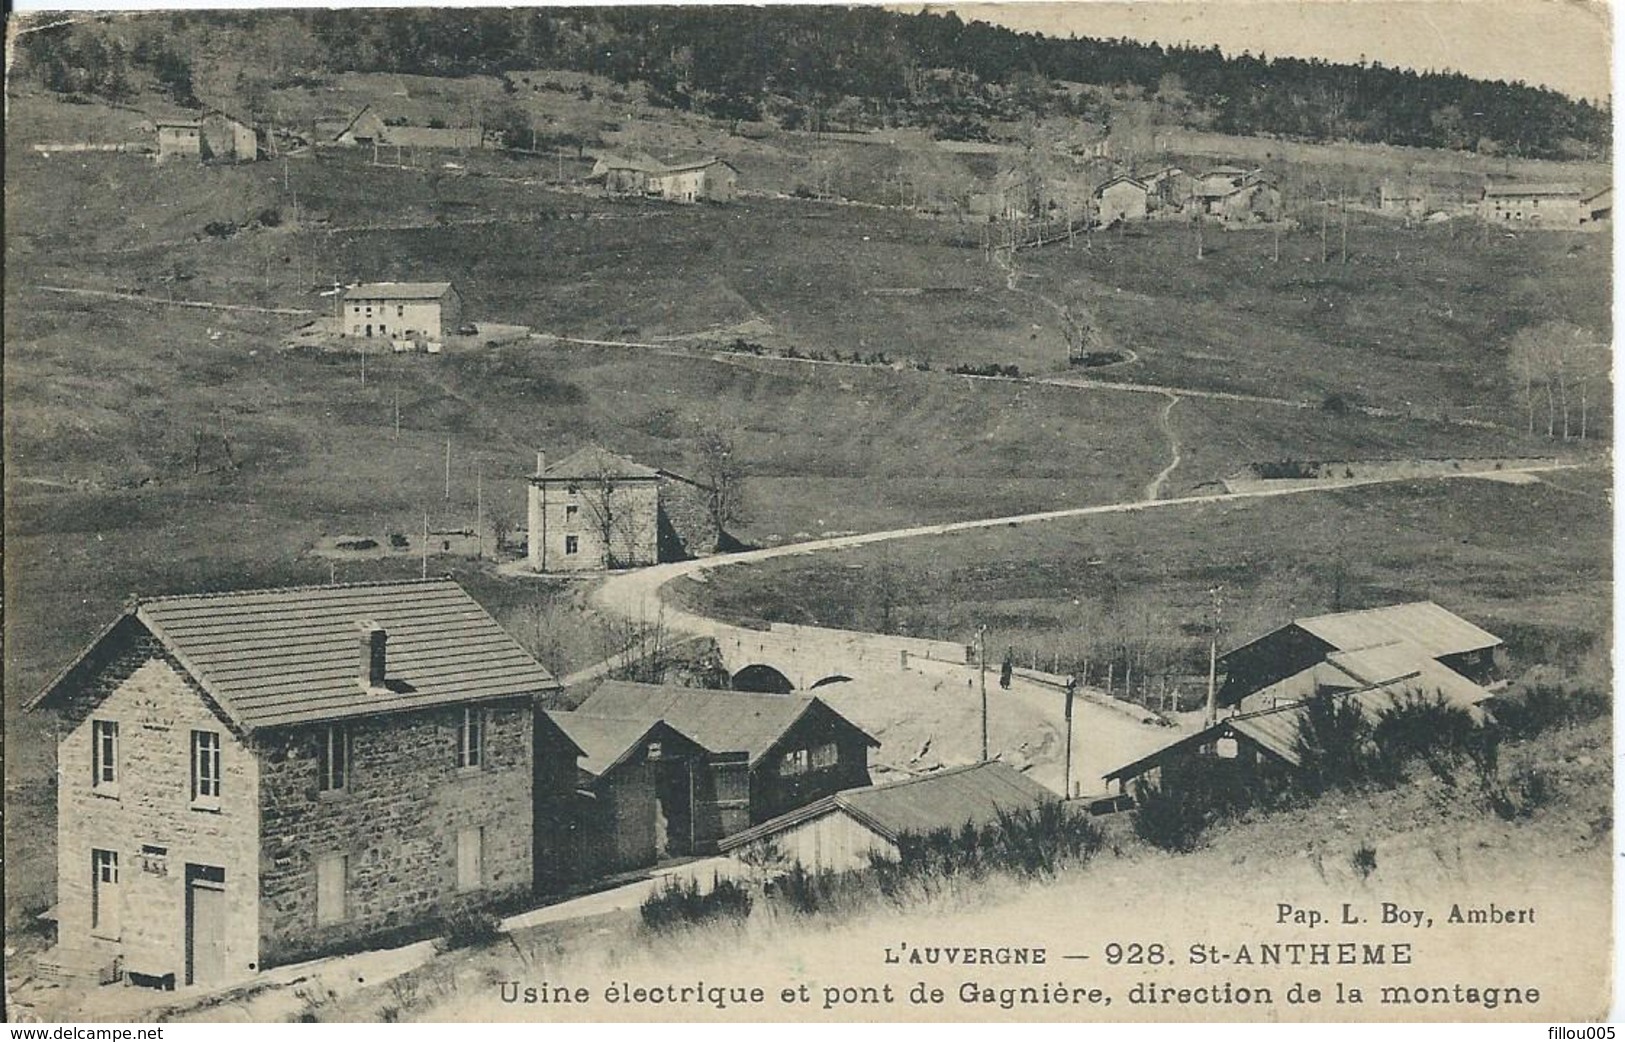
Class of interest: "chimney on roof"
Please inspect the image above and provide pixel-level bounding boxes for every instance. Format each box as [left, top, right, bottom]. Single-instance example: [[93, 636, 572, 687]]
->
[[358, 620, 387, 688], [535, 451, 546, 477]]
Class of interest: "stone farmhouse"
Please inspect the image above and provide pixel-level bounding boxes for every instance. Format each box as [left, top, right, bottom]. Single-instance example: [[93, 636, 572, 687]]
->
[[1095, 175, 1150, 224], [1480, 183, 1587, 226], [719, 761, 1056, 875], [27, 577, 569, 989], [342, 282, 462, 341], [570, 681, 880, 834], [526, 446, 714, 572], [156, 110, 259, 164], [590, 153, 739, 203]]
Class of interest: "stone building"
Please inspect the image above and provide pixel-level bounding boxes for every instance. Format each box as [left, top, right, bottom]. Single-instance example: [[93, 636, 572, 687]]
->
[[590, 154, 739, 203], [1094, 175, 1150, 224], [155, 111, 259, 164], [28, 577, 570, 989], [1480, 183, 1585, 226], [342, 282, 462, 341], [155, 118, 203, 162], [525, 446, 718, 573]]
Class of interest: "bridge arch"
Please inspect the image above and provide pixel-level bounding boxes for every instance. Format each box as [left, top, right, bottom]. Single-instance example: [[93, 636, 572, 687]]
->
[[732, 663, 795, 694], [809, 675, 853, 689]]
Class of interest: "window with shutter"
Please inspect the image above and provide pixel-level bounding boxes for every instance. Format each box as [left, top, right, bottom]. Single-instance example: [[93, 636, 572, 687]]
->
[[316, 854, 347, 924]]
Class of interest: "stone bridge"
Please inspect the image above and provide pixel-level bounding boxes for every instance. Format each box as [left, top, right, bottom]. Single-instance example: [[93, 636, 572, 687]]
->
[[715, 622, 973, 692]]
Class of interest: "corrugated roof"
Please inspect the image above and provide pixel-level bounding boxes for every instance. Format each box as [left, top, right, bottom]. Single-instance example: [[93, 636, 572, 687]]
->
[[542, 712, 681, 777], [39, 577, 560, 731], [1295, 602, 1500, 659], [721, 761, 1055, 850], [1484, 183, 1582, 198], [345, 282, 454, 301], [537, 446, 660, 481], [575, 681, 875, 765], [1325, 641, 1493, 708]]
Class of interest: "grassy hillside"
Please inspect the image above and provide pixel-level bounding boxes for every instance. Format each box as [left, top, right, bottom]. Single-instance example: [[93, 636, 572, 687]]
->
[[675, 469, 1613, 676]]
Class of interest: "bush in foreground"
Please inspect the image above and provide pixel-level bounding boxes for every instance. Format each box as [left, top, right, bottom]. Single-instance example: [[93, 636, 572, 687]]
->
[[640, 874, 752, 931]]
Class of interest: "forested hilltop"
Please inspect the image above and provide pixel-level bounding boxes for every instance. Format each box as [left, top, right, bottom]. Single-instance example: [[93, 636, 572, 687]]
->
[[13, 7, 1610, 160]]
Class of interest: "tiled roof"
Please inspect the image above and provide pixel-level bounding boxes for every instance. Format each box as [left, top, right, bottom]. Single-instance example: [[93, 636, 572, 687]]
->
[[537, 446, 660, 481], [32, 577, 560, 731], [575, 681, 876, 765], [542, 712, 690, 777], [1483, 183, 1582, 198], [1294, 601, 1501, 659], [721, 761, 1055, 850], [345, 282, 454, 301]]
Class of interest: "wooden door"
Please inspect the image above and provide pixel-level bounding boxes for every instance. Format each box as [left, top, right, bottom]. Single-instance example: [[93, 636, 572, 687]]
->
[[185, 864, 226, 987]]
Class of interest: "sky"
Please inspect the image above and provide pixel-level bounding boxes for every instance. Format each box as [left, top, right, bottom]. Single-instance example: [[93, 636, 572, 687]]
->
[[932, 0, 1613, 101]]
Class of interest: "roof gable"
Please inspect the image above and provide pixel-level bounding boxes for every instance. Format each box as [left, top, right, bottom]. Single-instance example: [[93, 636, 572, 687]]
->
[[33, 578, 558, 732], [575, 681, 876, 765], [345, 282, 454, 301], [720, 761, 1054, 850], [541, 712, 702, 776], [537, 446, 660, 481]]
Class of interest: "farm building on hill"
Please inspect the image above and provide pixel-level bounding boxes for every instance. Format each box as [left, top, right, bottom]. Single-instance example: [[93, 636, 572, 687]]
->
[[342, 282, 461, 341], [1103, 669, 1493, 798], [572, 681, 879, 836], [317, 105, 387, 147], [525, 446, 716, 572], [1216, 601, 1503, 714], [591, 154, 739, 202], [1480, 183, 1585, 225], [719, 761, 1057, 874], [26, 577, 567, 988], [1142, 166, 1196, 213], [533, 713, 713, 883], [1095, 175, 1150, 224], [156, 111, 260, 163]]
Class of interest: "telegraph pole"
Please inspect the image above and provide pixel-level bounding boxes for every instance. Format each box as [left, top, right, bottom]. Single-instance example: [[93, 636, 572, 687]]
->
[[421, 510, 429, 578], [1063, 674, 1077, 799], [444, 438, 452, 502], [978, 624, 989, 762], [475, 464, 484, 559], [1206, 585, 1224, 726]]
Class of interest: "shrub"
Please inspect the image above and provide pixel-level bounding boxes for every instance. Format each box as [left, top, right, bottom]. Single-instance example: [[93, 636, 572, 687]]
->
[[1130, 779, 1212, 852], [1486, 763, 1556, 820], [640, 874, 752, 931], [335, 538, 379, 551], [1351, 843, 1378, 879], [1294, 691, 1374, 794], [435, 908, 501, 951], [203, 220, 238, 239], [1370, 691, 1488, 785], [389, 533, 410, 549], [255, 207, 282, 228], [768, 863, 848, 915], [1492, 677, 1609, 740]]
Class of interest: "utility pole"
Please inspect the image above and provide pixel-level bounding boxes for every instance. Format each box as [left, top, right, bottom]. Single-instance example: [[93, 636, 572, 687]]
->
[[393, 389, 400, 437], [977, 624, 989, 762], [1340, 191, 1349, 264], [421, 510, 429, 578], [444, 437, 451, 502], [1063, 674, 1077, 799], [475, 464, 484, 560], [1206, 585, 1224, 726]]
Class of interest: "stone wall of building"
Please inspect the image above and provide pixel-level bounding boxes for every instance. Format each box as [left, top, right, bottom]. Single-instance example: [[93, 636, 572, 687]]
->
[[52, 625, 262, 985], [257, 699, 534, 967], [528, 477, 660, 572]]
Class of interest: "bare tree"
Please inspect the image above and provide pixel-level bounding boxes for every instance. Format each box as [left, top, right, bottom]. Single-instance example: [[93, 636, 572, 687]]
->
[[1507, 322, 1608, 440], [581, 461, 642, 569], [695, 424, 747, 552]]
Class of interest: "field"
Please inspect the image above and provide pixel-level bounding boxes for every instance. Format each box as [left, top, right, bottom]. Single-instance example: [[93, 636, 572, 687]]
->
[[3, 80, 1612, 941], [674, 469, 1613, 679]]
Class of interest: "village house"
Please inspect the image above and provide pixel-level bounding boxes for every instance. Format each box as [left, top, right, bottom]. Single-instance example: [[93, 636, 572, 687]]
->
[[316, 105, 387, 147], [570, 681, 880, 837], [590, 154, 739, 203], [1215, 601, 1503, 714], [1094, 175, 1150, 225], [532, 713, 712, 884], [342, 282, 462, 342], [1142, 166, 1196, 214], [1480, 183, 1585, 226], [156, 111, 260, 164], [526, 446, 715, 572], [719, 761, 1056, 875], [27, 577, 568, 989]]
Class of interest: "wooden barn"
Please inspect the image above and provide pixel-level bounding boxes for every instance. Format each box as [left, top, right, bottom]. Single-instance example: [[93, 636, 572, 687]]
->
[[572, 681, 879, 839], [533, 712, 710, 883], [1216, 601, 1503, 713], [719, 762, 1057, 874]]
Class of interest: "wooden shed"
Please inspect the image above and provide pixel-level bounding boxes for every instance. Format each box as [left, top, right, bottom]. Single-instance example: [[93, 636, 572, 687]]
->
[[719, 761, 1057, 874]]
